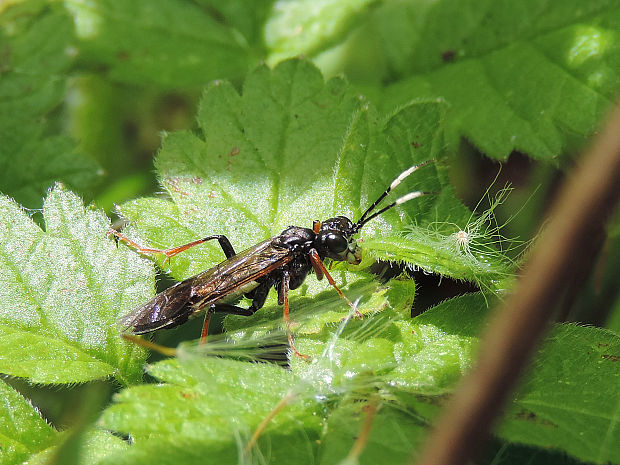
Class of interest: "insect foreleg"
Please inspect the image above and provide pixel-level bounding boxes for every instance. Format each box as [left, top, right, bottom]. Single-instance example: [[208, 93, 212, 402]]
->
[[308, 249, 362, 317]]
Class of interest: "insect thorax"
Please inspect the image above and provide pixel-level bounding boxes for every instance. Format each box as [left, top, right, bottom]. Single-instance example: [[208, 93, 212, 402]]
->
[[273, 226, 316, 254]]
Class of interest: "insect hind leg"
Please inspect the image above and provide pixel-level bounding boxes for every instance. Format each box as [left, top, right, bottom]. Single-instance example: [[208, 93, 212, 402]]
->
[[108, 230, 237, 263]]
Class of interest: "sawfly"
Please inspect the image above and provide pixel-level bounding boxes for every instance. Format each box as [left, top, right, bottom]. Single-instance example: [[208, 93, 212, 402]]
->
[[110, 161, 435, 358]]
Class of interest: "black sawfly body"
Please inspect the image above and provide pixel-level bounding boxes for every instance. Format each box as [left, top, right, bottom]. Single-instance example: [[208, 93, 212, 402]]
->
[[111, 161, 434, 357]]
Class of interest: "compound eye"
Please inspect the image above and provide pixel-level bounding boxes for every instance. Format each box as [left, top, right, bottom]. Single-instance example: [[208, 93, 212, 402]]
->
[[325, 233, 348, 253]]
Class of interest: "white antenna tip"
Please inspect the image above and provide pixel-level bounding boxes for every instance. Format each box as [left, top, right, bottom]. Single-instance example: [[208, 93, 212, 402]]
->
[[389, 160, 433, 190], [395, 191, 424, 205], [390, 166, 417, 190]]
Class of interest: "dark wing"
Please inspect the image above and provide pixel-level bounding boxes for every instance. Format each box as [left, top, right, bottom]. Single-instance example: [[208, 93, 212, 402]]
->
[[119, 239, 292, 334]]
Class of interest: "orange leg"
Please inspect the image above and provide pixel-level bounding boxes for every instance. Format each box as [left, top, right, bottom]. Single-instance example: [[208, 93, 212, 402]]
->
[[308, 249, 363, 317], [281, 271, 310, 360], [200, 309, 212, 345], [108, 229, 236, 264]]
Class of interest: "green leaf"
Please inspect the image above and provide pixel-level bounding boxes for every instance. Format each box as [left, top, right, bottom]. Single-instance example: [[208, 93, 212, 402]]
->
[[317, 402, 428, 465], [224, 273, 416, 336], [0, 4, 101, 208], [363, 232, 511, 296], [100, 291, 620, 463], [371, 1, 620, 160], [393, 295, 620, 464], [0, 4, 70, 120], [193, 0, 274, 49], [100, 290, 470, 464], [265, 0, 376, 64], [274, 1, 620, 160], [98, 357, 320, 465], [498, 324, 620, 464], [0, 130, 102, 211], [233, 291, 481, 401], [365, 184, 522, 294], [0, 380, 56, 465], [0, 185, 152, 385], [10, 381, 129, 465], [97, 294, 479, 463], [117, 59, 466, 282], [479, 439, 585, 465], [65, 0, 261, 88], [26, 429, 129, 465]]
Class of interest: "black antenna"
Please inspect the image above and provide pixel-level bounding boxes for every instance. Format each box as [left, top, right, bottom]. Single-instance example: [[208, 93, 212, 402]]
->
[[353, 160, 435, 232]]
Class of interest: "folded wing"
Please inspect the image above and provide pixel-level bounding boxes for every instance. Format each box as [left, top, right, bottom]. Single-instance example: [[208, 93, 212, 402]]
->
[[119, 239, 293, 333]]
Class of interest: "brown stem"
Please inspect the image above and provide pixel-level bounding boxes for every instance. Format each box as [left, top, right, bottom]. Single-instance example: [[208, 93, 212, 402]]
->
[[415, 101, 620, 465]]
